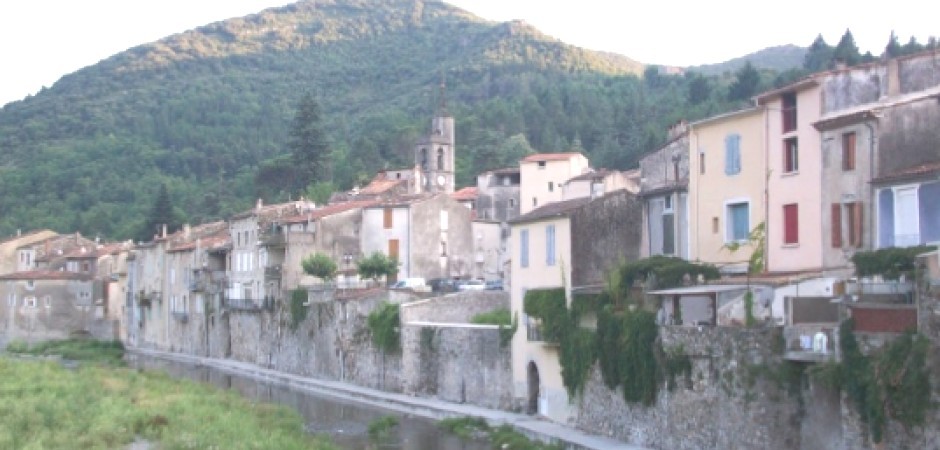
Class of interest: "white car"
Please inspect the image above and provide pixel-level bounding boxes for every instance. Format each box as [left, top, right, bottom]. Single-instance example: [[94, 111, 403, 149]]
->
[[457, 279, 486, 291]]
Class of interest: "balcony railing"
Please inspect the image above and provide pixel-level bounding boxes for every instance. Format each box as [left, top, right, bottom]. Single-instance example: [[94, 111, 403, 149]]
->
[[171, 311, 189, 323], [223, 297, 274, 312], [265, 265, 282, 281]]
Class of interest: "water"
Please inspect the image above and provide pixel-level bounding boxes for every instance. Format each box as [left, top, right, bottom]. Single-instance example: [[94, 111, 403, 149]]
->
[[126, 355, 489, 450]]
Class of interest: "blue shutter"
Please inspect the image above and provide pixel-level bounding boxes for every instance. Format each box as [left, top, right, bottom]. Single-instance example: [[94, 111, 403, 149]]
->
[[546, 225, 556, 266], [877, 189, 894, 248], [920, 182, 940, 243], [520, 229, 529, 268], [724, 134, 741, 175]]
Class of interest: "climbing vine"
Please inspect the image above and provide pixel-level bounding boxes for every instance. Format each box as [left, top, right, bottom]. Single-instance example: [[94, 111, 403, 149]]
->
[[367, 301, 401, 354], [811, 319, 932, 444], [289, 288, 308, 330], [851, 245, 935, 280]]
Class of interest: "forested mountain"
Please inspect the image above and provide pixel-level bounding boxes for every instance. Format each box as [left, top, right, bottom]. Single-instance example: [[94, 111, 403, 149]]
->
[[691, 45, 807, 76], [0, 0, 748, 240]]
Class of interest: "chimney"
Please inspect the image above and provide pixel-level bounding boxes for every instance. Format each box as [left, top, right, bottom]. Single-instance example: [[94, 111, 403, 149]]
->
[[256, 198, 263, 211], [161, 224, 168, 239]]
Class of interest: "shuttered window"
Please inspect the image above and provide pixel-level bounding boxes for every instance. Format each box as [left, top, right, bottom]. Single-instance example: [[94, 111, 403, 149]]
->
[[724, 134, 741, 175], [842, 132, 857, 171], [383, 208, 393, 229], [783, 204, 799, 245], [545, 225, 556, 266], [520, 229, 529, 268], [831, 203, 843, 248], [846, 202, 863, 247]]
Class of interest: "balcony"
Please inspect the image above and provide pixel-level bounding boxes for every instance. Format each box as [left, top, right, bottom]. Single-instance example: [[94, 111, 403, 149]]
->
[[259, 233, 286, 248], [171, 311, 189, 323], [223, 297, 274, 312], [265, 265, 283, 281]]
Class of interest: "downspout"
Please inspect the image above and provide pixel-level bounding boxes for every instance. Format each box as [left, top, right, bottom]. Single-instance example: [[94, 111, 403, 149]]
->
[[863, 117, 878, 249], [763, 104, 771, 274]]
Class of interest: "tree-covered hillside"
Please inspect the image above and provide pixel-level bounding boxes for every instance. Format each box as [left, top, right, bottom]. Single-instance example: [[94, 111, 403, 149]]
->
[[0, 0, 750, 240]]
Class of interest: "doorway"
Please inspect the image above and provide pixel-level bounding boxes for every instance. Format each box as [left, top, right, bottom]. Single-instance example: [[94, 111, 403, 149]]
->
[[527, 361, 540, 415]]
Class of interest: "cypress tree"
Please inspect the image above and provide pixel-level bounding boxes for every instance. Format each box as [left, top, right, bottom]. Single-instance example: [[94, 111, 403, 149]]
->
[[289, 92, 332, 193]]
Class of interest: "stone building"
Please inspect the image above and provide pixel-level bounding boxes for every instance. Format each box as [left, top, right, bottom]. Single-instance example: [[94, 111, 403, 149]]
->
[[360, 193, 473, 282], [0, 229, 58, 275], [0, 271, 103, 344], [639, 121, 691, 260], [519, 152, 590, 215]]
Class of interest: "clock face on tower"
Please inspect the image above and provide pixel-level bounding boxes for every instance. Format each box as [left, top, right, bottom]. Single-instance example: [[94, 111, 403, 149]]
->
[[437, 175, 446, 186]]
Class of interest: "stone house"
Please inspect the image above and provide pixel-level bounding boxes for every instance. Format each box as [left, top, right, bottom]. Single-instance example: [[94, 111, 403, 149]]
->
[[688, 108, 765, 272], [638, 122, 691, 260], [227, 199, 316, 308], [562, 168, 638, 201], [507, 189, 642, 423], [0, 229, 58, 275], [266, 200, 377, 290], [0, 271, 102, 344], [475, 167, 521, 222], [519, 153, 590, 215], [129, 235, 170, 349], [360, 193, 473, 282]]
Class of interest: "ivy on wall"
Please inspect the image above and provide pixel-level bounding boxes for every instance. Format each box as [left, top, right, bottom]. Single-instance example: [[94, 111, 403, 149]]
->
[[811, 319, 932, 444], [367, 301, 401, 354], [289, 288, 308, 330], [851, 245, 935, 280]]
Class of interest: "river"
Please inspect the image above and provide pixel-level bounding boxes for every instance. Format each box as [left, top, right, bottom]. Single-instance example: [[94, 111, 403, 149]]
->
[[126, 354, 490, 450]]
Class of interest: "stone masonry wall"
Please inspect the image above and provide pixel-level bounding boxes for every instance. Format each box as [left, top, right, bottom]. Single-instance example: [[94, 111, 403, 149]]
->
[[575, 326, 805, 450], [399, 290, 508, 324]]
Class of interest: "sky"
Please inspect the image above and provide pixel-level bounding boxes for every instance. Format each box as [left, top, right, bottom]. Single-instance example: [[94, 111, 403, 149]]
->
[[1, 0, 935, 107]]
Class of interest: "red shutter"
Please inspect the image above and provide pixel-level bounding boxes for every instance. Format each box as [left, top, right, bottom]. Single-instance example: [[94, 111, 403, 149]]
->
[[783, 204, 799, 244], [831, 204, 843, 248]]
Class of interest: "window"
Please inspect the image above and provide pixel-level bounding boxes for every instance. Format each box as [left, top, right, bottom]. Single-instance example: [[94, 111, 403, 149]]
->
[[26, 280, 34, 291], [532, 197, 538, 208], [44, 296, 52, 308], [520, 229, 529, 268], [437, 148, 445, 170], [783, 204, 799, 245], [699, 151, 706, 174], [548, 181, 554, 192], [782, 92, 797, 133], [726, 202, 750, 242], [546, 225, 556, 266], [845, 202, 863, 247], [383, 208, 393, 229], [783, 138, 799, 173], [842, 132, 856, 171], [509, 198, 515, 208], [25, 296, 37, 308], [537, 161, 546, 169], [441, 241, 447, 257], [724, 134, 741, 175], [712, 217, 719, 234], [831, 203, 843, 248]]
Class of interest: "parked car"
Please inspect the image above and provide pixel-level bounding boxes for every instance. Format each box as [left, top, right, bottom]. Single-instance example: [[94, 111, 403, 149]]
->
[[428, 278, 458, 292], [485, 279, 504, 291], [457, 279, 486, 291], [391, 277, 427, 289]]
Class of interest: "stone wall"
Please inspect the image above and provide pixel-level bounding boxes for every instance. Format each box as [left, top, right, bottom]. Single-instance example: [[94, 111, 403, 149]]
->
[[575, 326, 807, 450], [399, 290, 508, 324], [569, 190, 643, 287]]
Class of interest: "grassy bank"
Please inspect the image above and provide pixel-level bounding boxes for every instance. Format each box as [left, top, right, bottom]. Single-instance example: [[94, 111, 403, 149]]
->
[[440, 417, 564, 450], [6, 338, 126, 365], [0, 349, 335, 449]]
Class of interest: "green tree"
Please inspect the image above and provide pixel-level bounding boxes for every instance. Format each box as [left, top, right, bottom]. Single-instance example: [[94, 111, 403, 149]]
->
[[290, 92, 332, 194], [727, 61, 760, 102], [305, 181, 334, 205], [902, 36, 925, 56], [356, 252, 398, 284], [301, 252, 337, 281], [803, 34, 834, 72], [832, 29, 861, 66], [138, 183, 179, 241], [687, 73, 711, 105], [883, 31, 902, 58]]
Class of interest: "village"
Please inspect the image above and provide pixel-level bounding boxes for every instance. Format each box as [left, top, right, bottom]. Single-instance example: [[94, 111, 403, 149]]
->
[[2, 50, 940, 450]]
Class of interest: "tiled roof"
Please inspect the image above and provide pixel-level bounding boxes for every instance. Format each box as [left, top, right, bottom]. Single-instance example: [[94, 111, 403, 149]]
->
[[279, 200, 378, 224], [365, 193, 435, 208], [360, 178, 406, 195], [167, 234, 231, 253], [450, 187, 478, 201], [508, 197, 593, 225], [0, 270, 92, 281], [1, 230, 57, 247], [521, 152, 585, 163], [566, 169, 613, 183], [872, 162, 940, 184]]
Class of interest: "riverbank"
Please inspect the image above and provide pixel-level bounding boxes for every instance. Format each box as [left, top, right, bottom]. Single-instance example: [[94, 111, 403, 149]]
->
[[0, 354, 334, 449], [129, 347, 649, 450]]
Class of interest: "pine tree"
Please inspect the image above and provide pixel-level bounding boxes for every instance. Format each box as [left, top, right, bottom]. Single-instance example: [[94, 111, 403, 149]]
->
[[290, 92, 332, 194], [884, 31, 902, 58], [139, 183, 178, 241], [804, 34, 834, 72], [728, 61, 760, 102], [833, 29, 861, 66], [687, 74, 711, 105]]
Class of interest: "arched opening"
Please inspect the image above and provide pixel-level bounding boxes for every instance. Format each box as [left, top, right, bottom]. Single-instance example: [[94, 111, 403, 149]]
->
[[527, 361, 540, 415], [437, 147, 445, 170]]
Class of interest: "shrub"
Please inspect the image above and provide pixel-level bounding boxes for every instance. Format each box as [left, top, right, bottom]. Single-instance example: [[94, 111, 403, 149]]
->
[[367, 301, 400, 354], [301, 252, 337, 281]]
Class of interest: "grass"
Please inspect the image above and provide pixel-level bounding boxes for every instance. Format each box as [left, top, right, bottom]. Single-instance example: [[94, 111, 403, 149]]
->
[[5, 338, 126, 365], [0, 357, 336, 449], [439, 417, 563, 449], [366, 415, 399, 439]]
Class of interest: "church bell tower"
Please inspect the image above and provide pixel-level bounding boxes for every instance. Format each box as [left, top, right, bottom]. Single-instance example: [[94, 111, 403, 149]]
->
[[415, 78, 455, 194]]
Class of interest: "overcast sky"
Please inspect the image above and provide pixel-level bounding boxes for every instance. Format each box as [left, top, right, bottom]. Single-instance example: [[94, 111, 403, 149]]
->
[[1, 0, 935, 106]]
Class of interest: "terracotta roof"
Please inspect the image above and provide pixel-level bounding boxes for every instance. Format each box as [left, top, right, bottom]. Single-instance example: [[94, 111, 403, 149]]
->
[[365, 193, 435, 208], [1, 229, 57, 246], [0, 270, 92, 281], [167, 234, 231, 253], [279, 200, 378, 224], [230, 201, 315, 221], [872, 162, 940, 185], [451, 187, 478, 201], [508, 197, 593, 225], [360, 178, 406, 195], [521, 152, 585, 163]]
